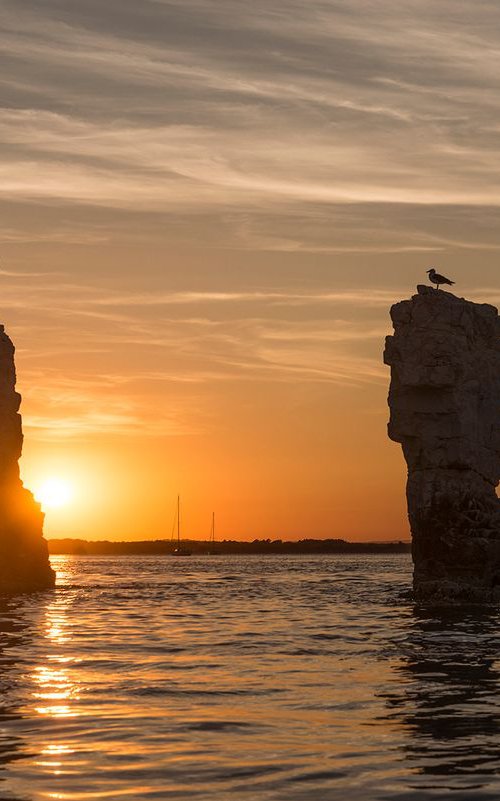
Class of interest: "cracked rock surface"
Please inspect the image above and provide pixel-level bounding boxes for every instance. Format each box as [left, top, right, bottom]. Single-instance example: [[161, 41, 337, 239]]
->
[[384, 285, 500, 604]]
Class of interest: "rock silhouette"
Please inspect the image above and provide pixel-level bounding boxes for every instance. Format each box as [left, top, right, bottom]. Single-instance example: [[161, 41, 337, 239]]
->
[[0, 327, 54, 593], [384, 285, 500, 604]]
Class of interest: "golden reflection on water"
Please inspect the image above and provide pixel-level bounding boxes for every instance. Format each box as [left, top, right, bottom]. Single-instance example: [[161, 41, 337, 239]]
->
[[37, 742, 75, 770], [32, 600, 80, 718], [31, 559, 81, 786], [9, 554, 500, 800]]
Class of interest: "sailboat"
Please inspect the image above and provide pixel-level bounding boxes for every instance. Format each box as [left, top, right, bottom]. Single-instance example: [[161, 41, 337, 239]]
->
[[207, 511, 218, 555], [172, 495, 192, 556]]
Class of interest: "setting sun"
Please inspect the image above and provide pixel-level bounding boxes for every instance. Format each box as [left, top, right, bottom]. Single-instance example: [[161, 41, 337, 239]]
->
[[34, 478, 74, 509]]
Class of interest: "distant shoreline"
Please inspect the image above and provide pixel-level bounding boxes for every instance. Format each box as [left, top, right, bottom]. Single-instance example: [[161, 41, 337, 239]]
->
[[47, 538, 411, 556]]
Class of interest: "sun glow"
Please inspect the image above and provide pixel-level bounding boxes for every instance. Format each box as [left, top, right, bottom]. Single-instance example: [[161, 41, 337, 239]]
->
[[34, 477, 74, 509]]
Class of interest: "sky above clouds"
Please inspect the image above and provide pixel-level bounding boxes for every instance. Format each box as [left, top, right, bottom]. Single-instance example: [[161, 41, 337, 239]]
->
[[1, 0, 500, 539]]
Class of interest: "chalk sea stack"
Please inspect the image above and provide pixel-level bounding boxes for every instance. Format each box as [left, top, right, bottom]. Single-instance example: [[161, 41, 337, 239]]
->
[[384, 285, 500, 604], [0, 327, 54, 593]]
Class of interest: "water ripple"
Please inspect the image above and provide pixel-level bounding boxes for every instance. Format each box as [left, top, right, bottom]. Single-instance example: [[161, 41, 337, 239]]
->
[[0, 554, 500, 799]]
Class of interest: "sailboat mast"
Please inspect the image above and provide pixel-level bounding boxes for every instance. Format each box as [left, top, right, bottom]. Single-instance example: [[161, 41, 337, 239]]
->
[[212, 512, 215, 544], [177, 494, 180, 546]]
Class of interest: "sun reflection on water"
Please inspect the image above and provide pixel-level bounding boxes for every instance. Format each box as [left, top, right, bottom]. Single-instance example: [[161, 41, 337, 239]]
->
[[10, 554, 500, 801], [32, 600, 80, 719], [37, 742, 75, 769], [46, 610, 70, 644], [30, 560, 83, 785]]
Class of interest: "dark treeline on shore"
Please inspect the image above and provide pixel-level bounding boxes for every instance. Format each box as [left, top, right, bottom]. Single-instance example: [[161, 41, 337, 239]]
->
[[48, 538, 411, 556]]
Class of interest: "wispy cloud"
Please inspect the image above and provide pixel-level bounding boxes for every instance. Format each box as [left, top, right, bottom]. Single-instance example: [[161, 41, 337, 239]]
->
[[2, 108, 500, 212], [2, 0, 500, 249], [2, 0, 500, 446], [82, 288, 406, 308], [0, 267, 398, 438]]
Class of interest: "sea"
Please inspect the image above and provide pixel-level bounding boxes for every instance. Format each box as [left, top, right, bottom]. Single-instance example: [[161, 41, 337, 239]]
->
[[1, 553, 500, 801]]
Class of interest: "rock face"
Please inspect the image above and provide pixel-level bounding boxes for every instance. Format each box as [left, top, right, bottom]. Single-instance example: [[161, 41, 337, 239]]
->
[[384, 285, 500, 604], [0, 327, 54, 593]]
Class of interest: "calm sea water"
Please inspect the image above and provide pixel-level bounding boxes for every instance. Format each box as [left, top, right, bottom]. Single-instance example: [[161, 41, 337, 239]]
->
[[1, 554, 500, 800]]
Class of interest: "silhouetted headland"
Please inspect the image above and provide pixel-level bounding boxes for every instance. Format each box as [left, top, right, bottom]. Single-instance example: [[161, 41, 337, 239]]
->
[[385, 285, 500, 604], [0, 327, 54, 593], [47, 538, 410, 556]]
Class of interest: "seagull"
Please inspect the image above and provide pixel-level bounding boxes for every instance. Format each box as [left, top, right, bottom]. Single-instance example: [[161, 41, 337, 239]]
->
[[426, 267, 455, 290]]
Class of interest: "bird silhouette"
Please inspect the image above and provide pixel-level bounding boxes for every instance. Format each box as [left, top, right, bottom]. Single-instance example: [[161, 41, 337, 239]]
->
[[426, 267, 455, 290]]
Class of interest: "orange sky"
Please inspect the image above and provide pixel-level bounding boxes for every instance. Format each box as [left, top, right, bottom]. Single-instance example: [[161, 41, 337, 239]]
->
[[3, 0, 500, 540]]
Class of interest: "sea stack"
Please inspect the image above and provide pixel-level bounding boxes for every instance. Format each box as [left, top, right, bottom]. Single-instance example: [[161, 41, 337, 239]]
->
[[384, 285, 500, 604], [0, 327, 55, 593]]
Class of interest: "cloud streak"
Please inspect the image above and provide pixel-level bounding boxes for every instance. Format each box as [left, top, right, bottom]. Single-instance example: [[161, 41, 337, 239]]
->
[[3, 0, 500, 241], [0, 268, 397, 438], [2, 0, 500, 448]]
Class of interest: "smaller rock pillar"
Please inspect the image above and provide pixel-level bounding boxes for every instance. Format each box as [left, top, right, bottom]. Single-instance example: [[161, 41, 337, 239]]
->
[[0, 327, 55, 593]]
